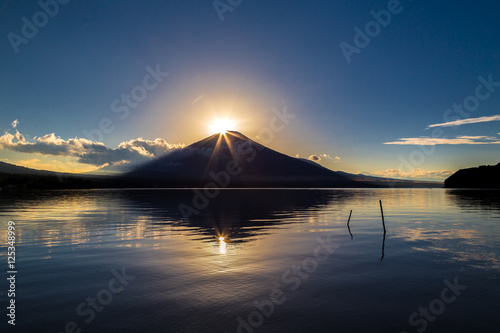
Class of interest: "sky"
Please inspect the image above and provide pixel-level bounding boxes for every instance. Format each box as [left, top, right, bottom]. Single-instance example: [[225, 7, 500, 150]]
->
[[0, 0, 499, 180]]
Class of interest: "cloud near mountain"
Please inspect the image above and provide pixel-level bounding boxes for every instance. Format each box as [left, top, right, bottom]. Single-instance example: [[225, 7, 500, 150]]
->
[[307, 154, 341, 162], [367, 168, 453, 180], [0, 130, 184, 168]]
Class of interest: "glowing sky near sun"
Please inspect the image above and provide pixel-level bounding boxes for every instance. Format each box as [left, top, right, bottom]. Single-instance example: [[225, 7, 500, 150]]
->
[[209, 118, 236, 134]]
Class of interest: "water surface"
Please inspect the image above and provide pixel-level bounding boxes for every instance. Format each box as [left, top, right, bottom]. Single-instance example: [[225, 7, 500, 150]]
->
[[0, 189, 498, 332]]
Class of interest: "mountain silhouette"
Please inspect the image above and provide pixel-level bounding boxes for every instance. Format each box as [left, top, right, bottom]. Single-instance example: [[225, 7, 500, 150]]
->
[[0, 161, 96, 189], [122, 131, 440, 188], [445, 163, 500, 188], [0, 161, 59, 175], [123, 131, 364, 187]]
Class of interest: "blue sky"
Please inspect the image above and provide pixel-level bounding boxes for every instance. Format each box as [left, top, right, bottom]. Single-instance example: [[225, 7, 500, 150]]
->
[[0, 0, 499, 179]]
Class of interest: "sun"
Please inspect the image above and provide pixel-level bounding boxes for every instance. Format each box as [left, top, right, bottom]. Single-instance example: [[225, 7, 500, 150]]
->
[[209, 118, 236, 134]]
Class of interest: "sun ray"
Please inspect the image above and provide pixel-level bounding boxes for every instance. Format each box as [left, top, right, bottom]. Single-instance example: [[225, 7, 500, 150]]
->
[[223, 132, 238, 162], [202, 133, 225, 178]]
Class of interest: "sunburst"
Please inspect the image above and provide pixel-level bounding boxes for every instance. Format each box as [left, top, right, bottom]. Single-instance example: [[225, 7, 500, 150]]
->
[[209, 118, 235, 134]]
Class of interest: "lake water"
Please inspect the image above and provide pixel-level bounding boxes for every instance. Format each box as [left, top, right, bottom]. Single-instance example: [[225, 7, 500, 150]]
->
[[0, 189, 499, 333]]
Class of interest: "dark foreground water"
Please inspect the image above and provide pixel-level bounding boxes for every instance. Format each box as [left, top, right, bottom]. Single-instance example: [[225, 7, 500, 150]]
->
[[0, 189, 499, 333]]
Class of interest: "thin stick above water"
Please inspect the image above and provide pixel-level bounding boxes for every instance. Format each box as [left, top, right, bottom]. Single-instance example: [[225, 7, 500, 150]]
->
[[379, 200, 386, 261], [379, 200, 386, 234]]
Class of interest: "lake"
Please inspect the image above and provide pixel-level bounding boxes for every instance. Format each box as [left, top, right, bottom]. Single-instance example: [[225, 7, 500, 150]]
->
[[0, 188, 499, 333]]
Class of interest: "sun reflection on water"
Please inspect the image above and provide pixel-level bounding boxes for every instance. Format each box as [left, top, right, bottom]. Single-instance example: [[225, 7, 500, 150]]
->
[[219, 237, 227, 254]]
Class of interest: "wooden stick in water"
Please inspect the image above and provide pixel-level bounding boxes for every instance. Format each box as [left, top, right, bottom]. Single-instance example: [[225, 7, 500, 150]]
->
[[379, 200, 386, 261]]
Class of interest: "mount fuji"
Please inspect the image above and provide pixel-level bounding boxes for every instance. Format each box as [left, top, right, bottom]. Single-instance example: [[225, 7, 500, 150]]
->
[[121, 131, 439, 188]]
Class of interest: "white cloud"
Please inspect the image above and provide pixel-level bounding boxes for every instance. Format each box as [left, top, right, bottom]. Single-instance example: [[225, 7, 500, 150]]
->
[[320, 154, 341, 162], [457, 135, 498, 140], [308, 155, 321, 162], [0, 130, 185, 167], [427, 115, 500, 129], [371, 168, 453, 180], [11, 119, 19, 128], [384, 135, 500, 145]]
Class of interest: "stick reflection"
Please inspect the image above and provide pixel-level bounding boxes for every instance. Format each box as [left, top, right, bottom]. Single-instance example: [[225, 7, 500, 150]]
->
[[347, 210, 353, 240], [381, 231, 386, 261]]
